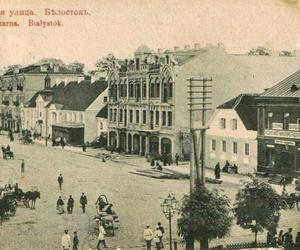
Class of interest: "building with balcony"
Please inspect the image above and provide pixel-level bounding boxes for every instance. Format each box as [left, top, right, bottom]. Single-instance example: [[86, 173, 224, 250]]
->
[[21, 77, 107, 145], [0, 63, 84, 132], [206, 94, 259, 174], [257, 69, 300, 176], [107, 44, 300, 160]]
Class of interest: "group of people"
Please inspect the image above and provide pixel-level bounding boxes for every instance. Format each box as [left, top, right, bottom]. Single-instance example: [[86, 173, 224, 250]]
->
[[267, 228, 300, 248], [143, 222, 165, 250], [56, 174, 88, 214], [61, 229, 79, 250], [214, 161, 239, 179]]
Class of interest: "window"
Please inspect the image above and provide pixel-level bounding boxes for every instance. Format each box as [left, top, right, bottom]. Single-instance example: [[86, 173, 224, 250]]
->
[[99, 122, 103, 130], [231, 119, 237, 130], [220, 118, 226, 129], [150, 81, 155, 97], [211, 140, 216, 151], [245, 143, 250, 156], [119, 109, 123, 123], [136, 110, 139, 123], [129, 110, 133, 123], [136, 58, 140, 71], [162, 111, 166, 126], [109, 109, 112, 121], [155, 111, 159, 125], [233, 142, 237, 154], [129, 83, 134, 97], [169, 82, 173, 98], [283, 113, 290, 130], [142, 82, 147, 98], [155, 79, 160, 97], [113, 109, 117, 122], [222, 141, 226, 152], [267, 112, 273, 129], [168, 111, 172, 126], [143, 110, 147, 124]]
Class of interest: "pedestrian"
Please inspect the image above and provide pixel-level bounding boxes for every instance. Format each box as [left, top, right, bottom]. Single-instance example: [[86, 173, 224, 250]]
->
[[73, 231, 79, 250], [82, 143, 86, 152], [58, 174, 63, 190], [283, 228, 293, 246], [296, 232, 300, 247], [157, 222, 164, 248], [143, 224, 153, 250], [61, 229, 71, 250], [175, 153, 179, 166], [278, 230, 284, 246], [96, 221, 108, 249], [154, 226, 162, 250], [67, 195, 74, 214], [222, 160, 230, 172], [6, 144, 10, 152], [214, 162, 221, 179], [21, 159, 25, 178], [79, 193, 87, 213], [56, 196, 65, 214], [61, 137, 65, 149]]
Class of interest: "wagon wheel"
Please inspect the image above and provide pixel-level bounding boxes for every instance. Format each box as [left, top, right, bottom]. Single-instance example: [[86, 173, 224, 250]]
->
[[289, 201, 295, 209]]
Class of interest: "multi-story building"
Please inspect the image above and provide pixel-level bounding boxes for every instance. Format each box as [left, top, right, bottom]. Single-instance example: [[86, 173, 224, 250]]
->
[[206, 94, 259, 174], [0, 63, 84, 132], [107, 44, 300, 159], [21, 77, 107, 145], [257, 69, 300, 176]]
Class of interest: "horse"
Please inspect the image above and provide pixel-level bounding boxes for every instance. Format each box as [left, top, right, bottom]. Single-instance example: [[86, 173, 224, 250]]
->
[[24, 191, 40, 209]]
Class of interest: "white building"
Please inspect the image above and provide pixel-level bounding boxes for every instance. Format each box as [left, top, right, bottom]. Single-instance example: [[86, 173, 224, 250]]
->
[[206, 94, 259, 174]]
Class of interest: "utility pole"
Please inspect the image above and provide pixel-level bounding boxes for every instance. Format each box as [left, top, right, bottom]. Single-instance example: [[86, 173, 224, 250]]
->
[[187, 77, 212, 190]]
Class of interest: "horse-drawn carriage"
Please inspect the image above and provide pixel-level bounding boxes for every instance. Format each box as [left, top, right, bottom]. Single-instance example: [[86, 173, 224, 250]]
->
[[1, 146, 14, 160], [92, 195, 119, 236], [0, 186, 17, 224], [281, 192, 300, 210], [19, 130, 34, 145]]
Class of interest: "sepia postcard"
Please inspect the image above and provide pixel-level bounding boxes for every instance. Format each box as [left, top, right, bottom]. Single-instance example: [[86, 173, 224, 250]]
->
[[0, 0, 300, 250]]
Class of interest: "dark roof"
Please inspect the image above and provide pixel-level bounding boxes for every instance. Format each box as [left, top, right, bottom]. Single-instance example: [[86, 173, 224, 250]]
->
[[262, 69, 300, 97], [27, 80, 107, 111], [217, 94, 260, 130], [96, 104, 108, 118], [3, 64, 81, 75]]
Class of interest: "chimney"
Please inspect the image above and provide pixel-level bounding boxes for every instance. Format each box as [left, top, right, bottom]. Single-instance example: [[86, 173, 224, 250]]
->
[[194, 43, 201, 49], [13, 67, 19, 74], [184, 45, 190, 50], [174, 46, 180, 51], [157, 48, 163, 54]]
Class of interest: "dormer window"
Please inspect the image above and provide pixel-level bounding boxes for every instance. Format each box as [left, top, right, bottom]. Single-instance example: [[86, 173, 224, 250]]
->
[[136, 58, 140, 71], [283, 112, 290, 130], [166, 55, 169, 64]]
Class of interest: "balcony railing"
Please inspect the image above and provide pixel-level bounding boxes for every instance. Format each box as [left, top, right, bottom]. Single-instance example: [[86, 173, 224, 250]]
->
[[265, 128, 300, 139]]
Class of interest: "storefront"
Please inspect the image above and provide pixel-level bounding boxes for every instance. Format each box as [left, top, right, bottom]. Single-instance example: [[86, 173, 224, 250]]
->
[[258, 137, 300, 176], [52, 122, 84, 145]]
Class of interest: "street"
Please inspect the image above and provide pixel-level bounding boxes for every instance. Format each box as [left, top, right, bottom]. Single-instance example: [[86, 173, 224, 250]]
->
[[0, 135, 299, 250]]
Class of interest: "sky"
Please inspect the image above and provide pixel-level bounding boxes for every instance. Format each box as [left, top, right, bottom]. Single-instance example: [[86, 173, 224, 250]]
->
[[1, 0, 300, 71]]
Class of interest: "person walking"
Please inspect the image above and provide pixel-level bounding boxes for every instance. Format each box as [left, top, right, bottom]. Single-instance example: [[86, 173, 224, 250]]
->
[[79, 193, 87, 213], [61, 230, 71, 250], [82, 143, 87, 152], [58, 174, 63, 191], [67, 195, 74, 214], [143, 224, 153, 250], [277, 230, 284, 246], [57, 196, 65, 214], [21, 160, 25, 178], [153, 226, 162, 250], [73, 231, 79, 250], [157, 222, 164, 248], [96, 221, 108, 249], [175, 153, 179, 166], [214, 162, 221, 179]]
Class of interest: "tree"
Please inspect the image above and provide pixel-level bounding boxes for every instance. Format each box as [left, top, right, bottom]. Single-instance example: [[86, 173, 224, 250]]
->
[[177, 186, 232, 250], [234, 178, 285, 245], [38, 58, 65, 66], [95, 53, 117, 72], [248, 46, 272, 56], [4, 64, 22, 74], [68, 61, 84, 73]]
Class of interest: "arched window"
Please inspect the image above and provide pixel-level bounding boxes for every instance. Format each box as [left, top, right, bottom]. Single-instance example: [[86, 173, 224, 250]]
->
[[162, 78, 168, 102], [129, 81, 134, 98], [150, 78, 155, 98], [155, 77, 160, 98], [168, 77, 173, 98], [52, 113, 57, 123]]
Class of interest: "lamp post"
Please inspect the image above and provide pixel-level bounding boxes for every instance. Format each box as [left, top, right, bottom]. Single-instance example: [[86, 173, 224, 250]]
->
[[161, 193, 179, 250]]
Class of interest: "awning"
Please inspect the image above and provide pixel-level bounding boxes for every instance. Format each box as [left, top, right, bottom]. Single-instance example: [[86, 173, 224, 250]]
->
[[52, 122, 84, 129]]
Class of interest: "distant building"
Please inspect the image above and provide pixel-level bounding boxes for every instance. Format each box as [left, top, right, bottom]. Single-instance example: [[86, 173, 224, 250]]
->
[[257, 69, 300, 176], [0, 63, 84, 132], [107, 43, 300, 159], [206, 94, 259, 174], [21, 77, 107, 145]]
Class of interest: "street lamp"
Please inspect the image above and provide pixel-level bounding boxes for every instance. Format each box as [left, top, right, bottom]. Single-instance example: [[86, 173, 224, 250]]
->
[[161, 193, 179, 250]]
